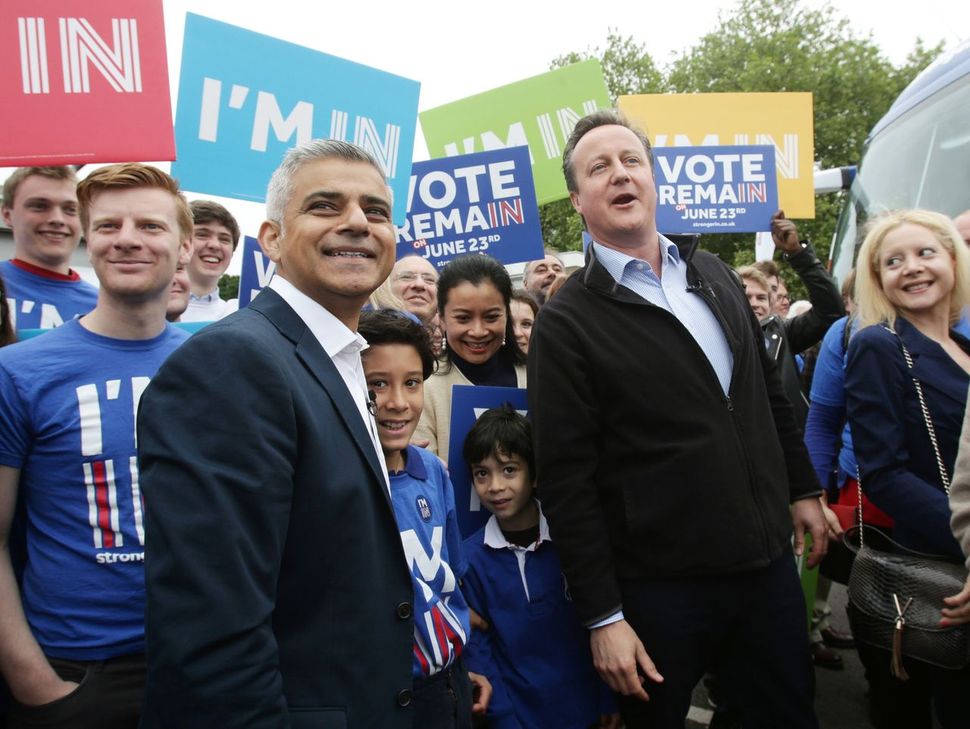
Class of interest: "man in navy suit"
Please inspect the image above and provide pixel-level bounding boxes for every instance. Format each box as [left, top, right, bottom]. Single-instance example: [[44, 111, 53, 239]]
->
[[137, 140, 415, 728]]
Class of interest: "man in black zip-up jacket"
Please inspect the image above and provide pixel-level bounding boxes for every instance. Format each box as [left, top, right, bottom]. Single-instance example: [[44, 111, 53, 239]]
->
[[755, 212, 844, 427], [528, 110, 827, 729]]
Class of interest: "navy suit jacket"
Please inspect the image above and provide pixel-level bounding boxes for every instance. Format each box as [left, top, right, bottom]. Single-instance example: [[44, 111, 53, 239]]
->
[[846, 316, 969, 558], [138, 288, 414, 729]]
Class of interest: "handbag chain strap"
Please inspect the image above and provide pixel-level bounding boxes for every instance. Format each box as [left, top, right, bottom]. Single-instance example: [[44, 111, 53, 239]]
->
[[855, 324, 953, 547], [884, 324, 951, 495]]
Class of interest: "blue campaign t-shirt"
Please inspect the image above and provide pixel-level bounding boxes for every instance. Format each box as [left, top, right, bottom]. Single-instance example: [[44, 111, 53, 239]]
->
[[0, 318, 188, 660], [390, 445, 470, 680], [1, 259, 98, 332]]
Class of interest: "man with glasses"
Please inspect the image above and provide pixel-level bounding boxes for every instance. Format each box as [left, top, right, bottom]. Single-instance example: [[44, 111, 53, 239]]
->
[[389, 255, 439, 324]]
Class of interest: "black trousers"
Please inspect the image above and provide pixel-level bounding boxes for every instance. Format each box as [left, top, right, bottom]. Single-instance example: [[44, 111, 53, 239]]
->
[[616, 548, 818, 729], [411, 655, 473, 729], [7, 653, 144, 729]]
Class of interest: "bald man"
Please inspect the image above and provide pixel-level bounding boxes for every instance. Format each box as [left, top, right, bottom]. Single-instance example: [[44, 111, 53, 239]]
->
[[388, 255, 438, 323]]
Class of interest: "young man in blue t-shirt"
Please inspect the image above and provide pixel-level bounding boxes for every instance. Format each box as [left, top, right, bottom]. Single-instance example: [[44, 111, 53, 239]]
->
[[0, 163, 192, 729], [358, 309, 491, 728], [1, 167, 98, 332]]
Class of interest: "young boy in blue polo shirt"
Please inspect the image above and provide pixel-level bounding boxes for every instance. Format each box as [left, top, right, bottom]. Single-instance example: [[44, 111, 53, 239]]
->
[[357, 310, 489, 729], [461, 406, 618, 729]]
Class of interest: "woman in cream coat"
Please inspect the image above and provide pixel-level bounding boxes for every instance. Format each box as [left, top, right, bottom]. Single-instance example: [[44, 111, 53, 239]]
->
[[413, 255, 527, 463]]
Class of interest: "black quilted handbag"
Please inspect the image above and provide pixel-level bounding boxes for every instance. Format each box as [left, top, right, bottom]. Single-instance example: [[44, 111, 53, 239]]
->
[[846, 326, 970, 677]]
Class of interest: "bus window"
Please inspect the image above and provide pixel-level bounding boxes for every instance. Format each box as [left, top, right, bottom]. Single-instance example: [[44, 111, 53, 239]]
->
[[830, 57, 970, 280]]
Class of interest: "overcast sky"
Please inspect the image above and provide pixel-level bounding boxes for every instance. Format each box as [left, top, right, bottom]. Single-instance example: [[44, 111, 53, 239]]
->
[[5, 0, 967, 274], [161, 0, 967, 113]]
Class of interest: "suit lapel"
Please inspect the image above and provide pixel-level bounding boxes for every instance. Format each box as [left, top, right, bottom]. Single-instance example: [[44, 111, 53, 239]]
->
[[294, 333, 391, 497], [250, 290, 393, 509]]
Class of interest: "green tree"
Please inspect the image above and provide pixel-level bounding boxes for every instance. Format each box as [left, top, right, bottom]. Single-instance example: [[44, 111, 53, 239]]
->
[[539, 0, 942, 282], [218, 274, 240, 301], [667, 0, 941, 279], [552, 31, 666, 102]]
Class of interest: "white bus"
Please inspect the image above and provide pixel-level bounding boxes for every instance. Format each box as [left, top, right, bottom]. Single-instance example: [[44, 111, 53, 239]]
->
[[828, 40, 970, 278]]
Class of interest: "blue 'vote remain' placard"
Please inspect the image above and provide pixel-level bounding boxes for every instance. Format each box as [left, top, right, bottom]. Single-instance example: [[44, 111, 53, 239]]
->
[[654, 145, 778, 235], [396, 146, 543, 269], [447, 385, 529, 539]]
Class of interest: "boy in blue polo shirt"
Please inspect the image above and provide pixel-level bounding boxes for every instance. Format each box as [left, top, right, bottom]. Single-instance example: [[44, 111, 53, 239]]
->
[[358, 309, 489, 729], [461, 406, 618, 729]]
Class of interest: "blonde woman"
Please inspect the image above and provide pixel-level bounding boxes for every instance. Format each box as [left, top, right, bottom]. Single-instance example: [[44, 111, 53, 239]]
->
[[845, 209, 970, 728]]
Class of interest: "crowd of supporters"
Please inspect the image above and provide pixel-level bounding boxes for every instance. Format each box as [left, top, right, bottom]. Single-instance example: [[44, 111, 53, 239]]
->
[[2, 113, 970, 729]]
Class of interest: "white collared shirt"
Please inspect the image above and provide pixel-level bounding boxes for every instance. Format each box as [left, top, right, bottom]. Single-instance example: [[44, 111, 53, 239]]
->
[[180, 290, 238, 323], [483, 501, 552, 602], [268, 276, 390, 491]]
